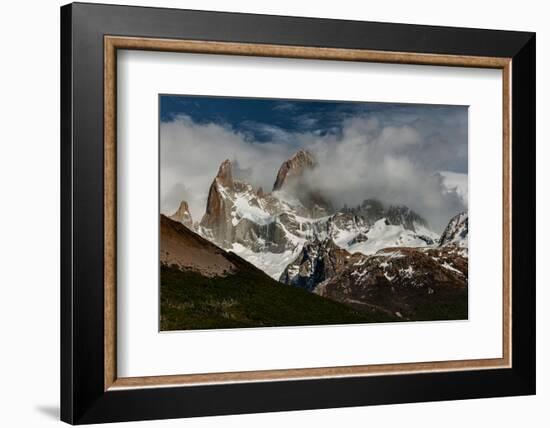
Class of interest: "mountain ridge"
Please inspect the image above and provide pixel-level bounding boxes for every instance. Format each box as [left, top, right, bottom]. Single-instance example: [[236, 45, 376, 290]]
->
[[179, 152, 442, 279], [167, 150, 467, 283]]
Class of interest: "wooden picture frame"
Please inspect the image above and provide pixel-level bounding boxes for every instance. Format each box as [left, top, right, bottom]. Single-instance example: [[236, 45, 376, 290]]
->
[[61, 2, 535, 424]]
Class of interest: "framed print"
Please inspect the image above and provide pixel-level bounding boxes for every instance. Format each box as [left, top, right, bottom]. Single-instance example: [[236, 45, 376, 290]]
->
[[60, 2, 535, 424], [157, 95, 470, 332]]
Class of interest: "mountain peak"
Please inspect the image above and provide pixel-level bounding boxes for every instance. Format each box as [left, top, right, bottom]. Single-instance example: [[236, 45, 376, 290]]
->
[[439, 212, 468, 247], [273, 150, 317, 191], [215, 159, 234, 188], [279, 236, 351, 291], [199, 159, 234, 244], [385, 204, 428, 231], [294, 149, 314, 159], [169, 200, 193, 228]]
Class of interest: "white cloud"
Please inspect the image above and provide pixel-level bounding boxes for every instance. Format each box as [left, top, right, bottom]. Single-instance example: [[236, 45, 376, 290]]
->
[[161, 114, 467, 232], [160, 115, 296, 220], [438, 171, 468, 206]]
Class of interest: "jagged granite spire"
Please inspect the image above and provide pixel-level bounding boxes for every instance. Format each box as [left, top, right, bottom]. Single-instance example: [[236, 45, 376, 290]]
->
[[273, 150, 316, 191], [199, 159, 235, 246], [169, 200, 193, 228], [215, 158, 234, 189]]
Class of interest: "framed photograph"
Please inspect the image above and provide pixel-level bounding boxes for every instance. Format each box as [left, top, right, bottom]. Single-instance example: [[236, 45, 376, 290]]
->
[[61, 2, 535, 424]]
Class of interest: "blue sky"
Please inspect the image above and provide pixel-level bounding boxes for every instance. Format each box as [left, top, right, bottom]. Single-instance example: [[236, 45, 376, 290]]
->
[[160, 95, 468, 173], [160, 95, 468, 231]]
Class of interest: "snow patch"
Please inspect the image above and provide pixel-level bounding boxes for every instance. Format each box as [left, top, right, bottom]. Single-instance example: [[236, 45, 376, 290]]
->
[[232, 192, 273, 225], [346, 219, 433, 256], [230, 243, 302, 280], [384, 272, 395, 281], [441, 261, 462, 275]]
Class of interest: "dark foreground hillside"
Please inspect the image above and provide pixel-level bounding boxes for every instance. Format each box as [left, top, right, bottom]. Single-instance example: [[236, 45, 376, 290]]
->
[[160, 255, 396, 331]]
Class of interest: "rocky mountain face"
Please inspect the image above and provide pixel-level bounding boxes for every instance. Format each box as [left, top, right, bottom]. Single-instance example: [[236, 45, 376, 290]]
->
[[342, 199, 385, 223], [169, 200, 193, 228], [197, 167, 306, 254], [279, 238, 351, 291], [271, 149, 332, 214], [343, 200, 430, 233], [198, 159, 237, 247], [273, 149, 317, 191], [439, 211, 468, 247], [385, 205, 429, 232]]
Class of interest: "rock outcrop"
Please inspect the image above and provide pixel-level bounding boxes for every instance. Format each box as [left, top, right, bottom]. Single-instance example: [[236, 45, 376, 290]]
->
[[279, 238, 352, 291], [342, 199, 386, 224], [199, 159, 238, 247], [272, 149, 317, 191], [342, 199, 429, 231], [169, 200, 193, 228], [385, 205, 429, 232], [439, 212, 468, 247]]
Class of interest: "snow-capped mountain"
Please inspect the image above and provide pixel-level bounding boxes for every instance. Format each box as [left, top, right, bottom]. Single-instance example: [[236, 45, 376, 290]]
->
[[169, 151, 447, 279], [439, 211, 468, 248], [280, 212, 468, 297], [280, 213, 469, 319], [198, 152, 330, 245], [172, 151, 442, 279]]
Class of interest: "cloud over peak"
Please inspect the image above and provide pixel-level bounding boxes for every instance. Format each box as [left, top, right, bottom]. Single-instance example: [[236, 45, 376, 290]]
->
[[161, 107, 467, 233]]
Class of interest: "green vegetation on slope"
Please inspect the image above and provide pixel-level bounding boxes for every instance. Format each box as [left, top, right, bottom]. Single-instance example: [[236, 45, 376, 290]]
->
[[160, 254, 397, 331], [406, 288, 468, 321]]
